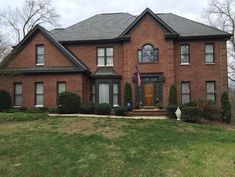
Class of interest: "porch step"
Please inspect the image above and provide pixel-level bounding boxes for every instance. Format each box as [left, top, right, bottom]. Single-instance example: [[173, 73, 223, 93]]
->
[[131, 109, 168, 116]]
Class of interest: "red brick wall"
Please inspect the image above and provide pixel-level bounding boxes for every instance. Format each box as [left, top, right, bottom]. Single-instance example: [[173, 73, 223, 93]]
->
[[6, 31, 74, 68], [174, 39, 228, 105], [0, 73, 86, 108]]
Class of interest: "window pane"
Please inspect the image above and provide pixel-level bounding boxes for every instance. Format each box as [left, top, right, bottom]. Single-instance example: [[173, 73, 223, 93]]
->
[[58, 83, 66, 94], [137, 50, 142, 62], [15, 95, 22, 106], [206, 44, 213, 53], [98, 56, 105, 66], [142, 44, 155, 62], [99, 83, 109, 104], [181, 55, 189, 63], [181, 45, 188, 54], [36, 95, 43, 105], [106, 48, 113, 56], [37, 46, 44, 55], [15, 84, 22, 94], [106, 56, 113, 66], [207, 82, 215, 93], [182, 94, 190, 104], [206, 54, 214, 63], [207, 94, 215, 101], [113, 84, 118, 94], [113, 95, 118, 106], [36, 83, 43, 94], [37, 55, 44, 64], [97, 48, 105, 56], [182, 83, 189, 93]]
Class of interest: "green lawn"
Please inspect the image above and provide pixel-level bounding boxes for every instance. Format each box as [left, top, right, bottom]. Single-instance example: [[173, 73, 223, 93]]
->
[[0, 116, 235, 177]]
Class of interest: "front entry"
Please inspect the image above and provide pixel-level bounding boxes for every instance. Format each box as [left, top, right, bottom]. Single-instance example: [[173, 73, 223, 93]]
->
[[144, 83, 154, 106]]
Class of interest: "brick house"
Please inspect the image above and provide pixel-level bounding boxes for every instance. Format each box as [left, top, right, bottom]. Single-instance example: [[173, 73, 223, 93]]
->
[[0, 8, 232, 109]]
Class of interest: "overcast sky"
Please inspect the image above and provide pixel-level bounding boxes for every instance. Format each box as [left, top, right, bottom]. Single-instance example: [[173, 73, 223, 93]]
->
[[1, 0, 210, 28]]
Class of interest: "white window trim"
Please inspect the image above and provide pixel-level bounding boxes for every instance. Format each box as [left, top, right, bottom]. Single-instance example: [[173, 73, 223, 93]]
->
[[35, 105, 43, 108], [36, 63, 44, 66], [180, 63, 190, 65]]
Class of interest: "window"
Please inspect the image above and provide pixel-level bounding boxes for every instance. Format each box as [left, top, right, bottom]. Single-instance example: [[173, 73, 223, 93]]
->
[[14, 83, 22, 106], [57, 82, 66, 95], [36, 45, 44, 65], [35, 83, 43, 106], [206, 81, 216, 101], [97, 47, 113, 66], [98, 83, 109, 104], [91, 84, 96, 103], [181, 82, 190, 104], [138, 44, 159, 63], [205, 44, 214, 63], [113, 83, 119, 106], [180, 45, 190, 64]]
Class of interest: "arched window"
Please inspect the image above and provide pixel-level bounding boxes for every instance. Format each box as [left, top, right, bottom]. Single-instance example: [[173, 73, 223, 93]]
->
[[137, 44, 159, 63]]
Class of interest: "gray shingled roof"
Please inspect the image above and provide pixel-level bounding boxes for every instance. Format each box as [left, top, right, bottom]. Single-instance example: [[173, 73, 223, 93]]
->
[[92, 67, 121, 78], [51, 12, 230, 42]]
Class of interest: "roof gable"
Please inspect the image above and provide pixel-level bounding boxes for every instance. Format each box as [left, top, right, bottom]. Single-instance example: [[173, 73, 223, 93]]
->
[[0, 25, 89, 72], [119, 8, 178, 37]]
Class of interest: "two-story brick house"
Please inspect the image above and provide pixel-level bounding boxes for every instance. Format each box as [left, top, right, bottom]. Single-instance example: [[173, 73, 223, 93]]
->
[[0, 8, 231, 109]]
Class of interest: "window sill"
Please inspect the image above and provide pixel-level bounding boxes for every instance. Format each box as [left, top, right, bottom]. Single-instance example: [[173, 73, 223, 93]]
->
[[97, 65, 114, 67], [35, 105, 43, 108], [13, 106, 22, 108], [205, 63, 215, 65], [180, 63, 190, 66], [36, 64, 44, 66]]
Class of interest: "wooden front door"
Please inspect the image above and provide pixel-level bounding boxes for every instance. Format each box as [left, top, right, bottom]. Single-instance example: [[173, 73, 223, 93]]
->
[[144, 83, 154, 106]]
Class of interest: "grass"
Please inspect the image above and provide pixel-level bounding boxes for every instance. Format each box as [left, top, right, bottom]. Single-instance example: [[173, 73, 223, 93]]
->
[[0, 115, 235, 177]]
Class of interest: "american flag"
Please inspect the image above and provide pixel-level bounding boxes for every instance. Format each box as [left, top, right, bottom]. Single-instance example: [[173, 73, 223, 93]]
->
[[136, 65, 142, 87]]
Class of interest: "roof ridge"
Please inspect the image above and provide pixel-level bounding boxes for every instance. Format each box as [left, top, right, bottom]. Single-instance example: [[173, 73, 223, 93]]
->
[[168, 13, 229, 35], [100, 12, 125, 15]]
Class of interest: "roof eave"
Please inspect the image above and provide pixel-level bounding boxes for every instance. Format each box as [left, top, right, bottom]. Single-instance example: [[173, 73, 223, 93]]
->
[[177, 34, 232, 40]]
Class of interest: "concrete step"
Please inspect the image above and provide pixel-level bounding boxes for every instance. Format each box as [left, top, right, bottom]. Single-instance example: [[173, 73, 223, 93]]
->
[[132, 109, 167, 116]]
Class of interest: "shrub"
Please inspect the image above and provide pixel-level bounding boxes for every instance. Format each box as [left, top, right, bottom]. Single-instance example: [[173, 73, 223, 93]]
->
[[0, 90, 11, 112], [167, 105, 178, 118], [57, 92, 81, 114], [221, 92, 231, 124], [124, 82, 132, 110], [114, 106, 127, 116], [3, 107, 27, 113], [94, 103, 111, 115], [25, 107, 48, 113], [181, 106, 204, 123], [0, 113, 48, 122], [80, 103, 95, 114], [168, 85, 177, 105]]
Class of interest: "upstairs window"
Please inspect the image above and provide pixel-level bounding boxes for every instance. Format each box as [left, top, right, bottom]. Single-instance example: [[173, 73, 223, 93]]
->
[[180, 44, 190, 64], [206, 81, 216, 101], [97, 47, 113, 66], [36, 45, 44, 65], [138, 44, 159, 63], [205, 44, 214, 63]]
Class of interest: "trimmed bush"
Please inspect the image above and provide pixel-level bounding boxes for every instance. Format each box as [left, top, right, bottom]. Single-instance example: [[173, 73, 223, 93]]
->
[[124, 82, 132, 110], [94, 103, 111, 115], [57, 92, 81, 114], [3, 107, 27, 113], [114, 106, 127, 116], [168, 85, 178, 105], [80, 103, 95, 114], [181, 106, 204, 123], [25, 107, 48, 113], [221, 92, 231, 124], [0, 90, 11, 112], [167, 105, 178, 118]]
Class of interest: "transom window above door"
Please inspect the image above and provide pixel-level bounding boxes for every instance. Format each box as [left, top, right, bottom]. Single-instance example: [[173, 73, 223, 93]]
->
[[97, 47, 113, 66], [138, 44, 159, 63]]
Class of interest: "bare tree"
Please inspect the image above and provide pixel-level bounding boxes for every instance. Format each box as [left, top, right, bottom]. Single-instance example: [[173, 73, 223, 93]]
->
[[0, 33, 10, 62], [0, 0, 60, 44], [201, 0, 235, 82]]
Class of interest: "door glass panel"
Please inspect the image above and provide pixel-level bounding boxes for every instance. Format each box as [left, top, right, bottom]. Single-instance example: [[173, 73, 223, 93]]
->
[[99, 83, 109, 104]]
